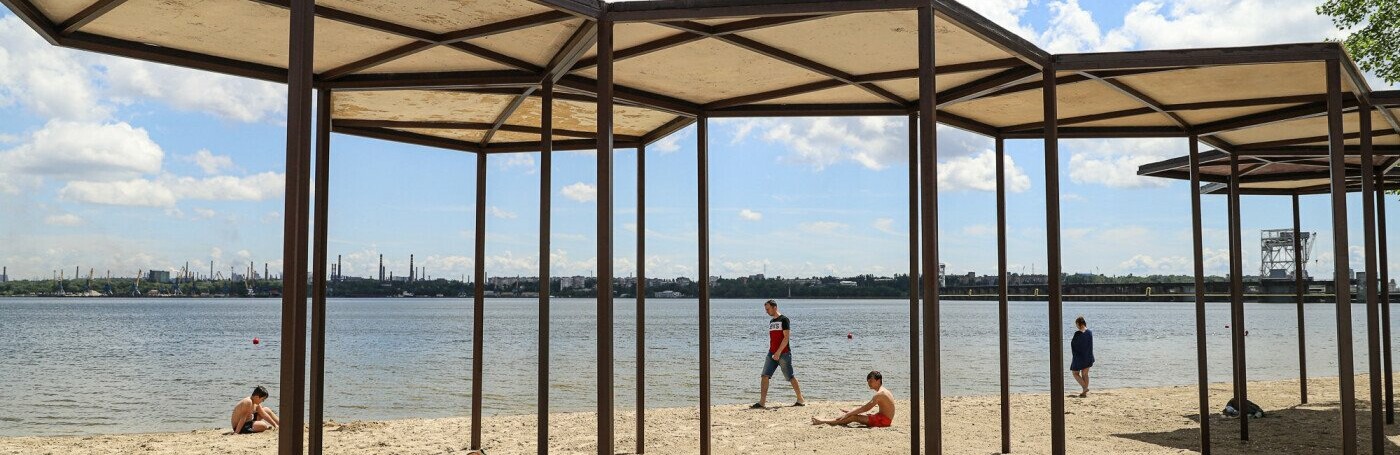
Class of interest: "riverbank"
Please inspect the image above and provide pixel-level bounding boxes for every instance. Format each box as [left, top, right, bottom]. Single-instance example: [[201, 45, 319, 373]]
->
[[4, 375, 1396, 454]]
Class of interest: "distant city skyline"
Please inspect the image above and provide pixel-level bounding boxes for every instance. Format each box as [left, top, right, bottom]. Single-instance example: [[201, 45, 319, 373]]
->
[[3, 2, 1399, 283]]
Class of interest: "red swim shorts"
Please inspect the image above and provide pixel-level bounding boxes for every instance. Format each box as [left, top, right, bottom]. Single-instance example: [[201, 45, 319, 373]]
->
[[866, 413, 892, 428]]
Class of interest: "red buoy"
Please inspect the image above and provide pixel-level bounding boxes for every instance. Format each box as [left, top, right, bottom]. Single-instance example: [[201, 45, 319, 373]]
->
[[847, 332, 853, 339], [253, 338, 261, 345]]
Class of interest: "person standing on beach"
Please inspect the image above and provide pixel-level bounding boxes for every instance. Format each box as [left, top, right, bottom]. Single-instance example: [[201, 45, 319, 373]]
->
[[230, 386, 280, 434], [754, 299, 807, 408], [1070, 316, 1095, 398], [810, 371, 895, 427]]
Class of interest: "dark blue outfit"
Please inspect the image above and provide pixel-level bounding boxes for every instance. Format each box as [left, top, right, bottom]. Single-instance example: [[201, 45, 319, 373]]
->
[[1070, 329, 1094, 371]]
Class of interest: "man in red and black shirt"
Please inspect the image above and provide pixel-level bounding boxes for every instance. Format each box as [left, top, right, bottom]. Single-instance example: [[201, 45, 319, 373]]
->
[[753, 299, 806, 409]]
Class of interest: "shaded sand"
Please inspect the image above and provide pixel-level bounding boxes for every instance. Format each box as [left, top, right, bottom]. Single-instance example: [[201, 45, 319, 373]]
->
[[6, 375, 1400, 454]]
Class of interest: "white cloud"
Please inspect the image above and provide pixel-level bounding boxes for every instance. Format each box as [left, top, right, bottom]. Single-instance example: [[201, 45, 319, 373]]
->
[[489, 206, 518, 219], [44, 213, 84, 226], [187, 149, 235, 175], [873, 218, 899, 235], [166, 172, 286, 201], [963, 224, 993, 237], [1038, 0, 1132, 53], [59, 178, 177, 207], [1114, 0, 1342, 50], [0, 120, 163, 181], [1066, 138, 1180, 188], [58, 172, 285, 207], [561, 182, 597, 202], [728, 117, 908, 170], [102, 58, 285, 123], [0, 16, 284, 123], [0, 17, 108, 121], [738, 209, 763, 221], [718, 258, 772, 276], [193, 208, 218, 219], [496, 153, 536, 174], [938, 149, 1032, 192], [651, 128, 687, 153], [959, 0, 1037, 41], [1021, 0, 1342, 54]]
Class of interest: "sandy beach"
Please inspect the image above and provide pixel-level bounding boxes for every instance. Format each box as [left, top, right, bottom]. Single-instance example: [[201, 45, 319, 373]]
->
[[5, 375, 1399, 454]]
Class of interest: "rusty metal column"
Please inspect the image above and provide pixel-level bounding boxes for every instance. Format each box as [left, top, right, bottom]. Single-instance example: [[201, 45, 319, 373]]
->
[[1325, 58, 1358, 455], [1227, 152, 1247, 441], [697, 115, 712, 455], [472, 151, 487, 452], [1043, 63, 1066, 455], [538, 78, 553, 455], [996, 135, 1010, 455], [1294, 194, 1307, 405], [1360, 102, 1384, 454], [596, 18, 617, 455], [278, 0, 313, 453], [636, 142, 646, 455], [307, 88, 331, 455], [916, 6, 941, 454], [906, 113, 920, 455], [1188, 136, 1210, 455], [1380, 170, 1395, 424]]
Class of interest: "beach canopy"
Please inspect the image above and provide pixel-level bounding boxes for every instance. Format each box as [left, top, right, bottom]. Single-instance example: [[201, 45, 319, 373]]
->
[[6, 0, 1400, 454], [1135, 90, 1400, 195], [10, 0, 1396, 149]]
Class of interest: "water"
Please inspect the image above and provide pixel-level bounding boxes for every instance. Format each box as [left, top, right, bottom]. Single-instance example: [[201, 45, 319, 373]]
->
[[0, 297, 1390, 437]]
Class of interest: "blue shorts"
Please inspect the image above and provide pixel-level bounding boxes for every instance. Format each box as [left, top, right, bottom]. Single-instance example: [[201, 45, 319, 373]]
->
[[762, 352, 795, 380]]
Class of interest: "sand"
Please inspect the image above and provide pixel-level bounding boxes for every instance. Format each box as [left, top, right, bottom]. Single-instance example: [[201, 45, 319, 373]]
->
[[5, 375, 1400, 454]]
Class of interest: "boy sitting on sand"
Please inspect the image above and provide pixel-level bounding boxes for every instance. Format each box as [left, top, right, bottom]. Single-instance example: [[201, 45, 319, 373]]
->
[[231, 386, 280, 434], [810, 371, 896, 428]]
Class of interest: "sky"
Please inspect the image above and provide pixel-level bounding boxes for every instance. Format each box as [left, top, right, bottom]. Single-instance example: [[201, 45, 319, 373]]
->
[[1, 0, 1399, 282]]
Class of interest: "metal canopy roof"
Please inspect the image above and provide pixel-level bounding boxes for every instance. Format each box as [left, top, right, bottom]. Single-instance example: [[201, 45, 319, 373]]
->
[[3, 0, 1399, 155], [1136, 91, 1400, 195]]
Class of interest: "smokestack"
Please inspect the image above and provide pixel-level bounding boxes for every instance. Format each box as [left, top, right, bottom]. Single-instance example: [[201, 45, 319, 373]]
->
[[264, 263, 269, 281], [337, 255, 342, 281], [409, 254, 415, 282], [379, 254, 385, 281]]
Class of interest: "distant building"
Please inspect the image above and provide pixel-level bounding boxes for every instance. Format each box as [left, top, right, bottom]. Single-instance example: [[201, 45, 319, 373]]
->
[[558, 276, 588, 290], [147, 270, 171, 283], [838, 280, 857, 287], [656, 290, 683, 298]]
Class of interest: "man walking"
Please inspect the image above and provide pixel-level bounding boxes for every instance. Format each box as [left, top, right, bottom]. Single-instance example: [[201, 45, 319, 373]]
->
[[753, 299, 806, 408]]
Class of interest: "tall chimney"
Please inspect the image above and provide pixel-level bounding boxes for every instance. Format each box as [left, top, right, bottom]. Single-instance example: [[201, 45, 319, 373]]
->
[[379, 254, 385, 281], [409, 254, 415, 282]]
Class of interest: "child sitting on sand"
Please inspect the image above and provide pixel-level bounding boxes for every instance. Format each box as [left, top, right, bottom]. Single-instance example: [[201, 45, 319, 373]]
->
[[230, 386, 280, 434], [810, 371, 896, 428]]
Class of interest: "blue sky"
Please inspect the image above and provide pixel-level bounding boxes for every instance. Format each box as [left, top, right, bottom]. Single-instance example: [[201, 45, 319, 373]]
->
[[1, 0, 1398, 281]]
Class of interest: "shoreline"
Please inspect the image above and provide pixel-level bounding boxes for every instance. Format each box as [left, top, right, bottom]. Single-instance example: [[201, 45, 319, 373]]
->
[[5, 375, 1398, 454]]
